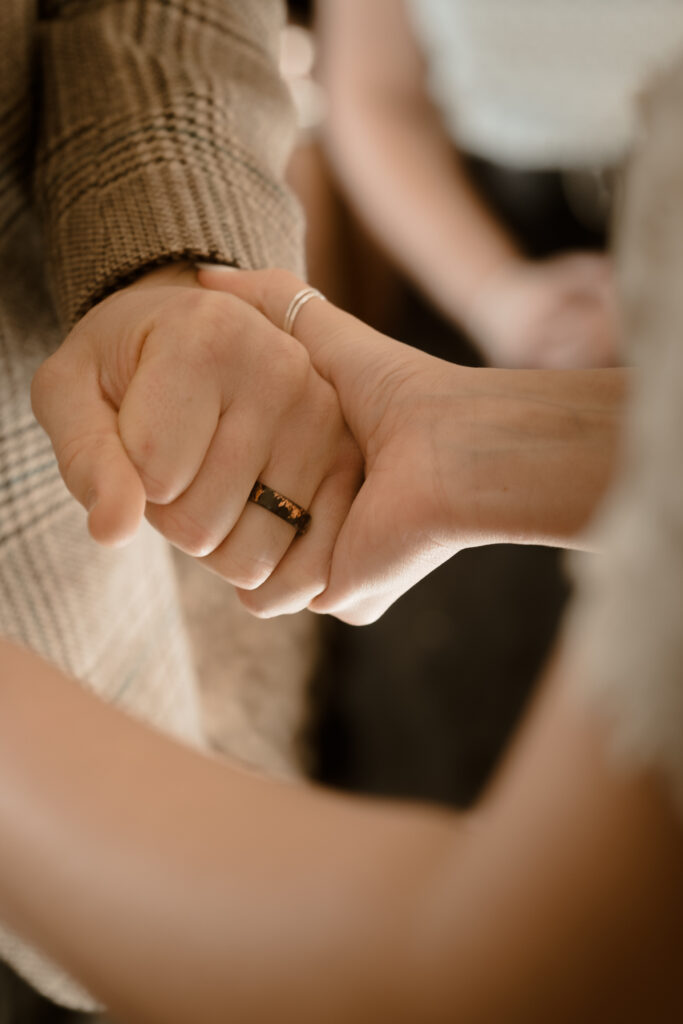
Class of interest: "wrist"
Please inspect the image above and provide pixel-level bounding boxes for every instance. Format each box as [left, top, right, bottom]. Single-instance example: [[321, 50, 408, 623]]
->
[[438, 366, 628, 550], [123, 260, 200, 292]]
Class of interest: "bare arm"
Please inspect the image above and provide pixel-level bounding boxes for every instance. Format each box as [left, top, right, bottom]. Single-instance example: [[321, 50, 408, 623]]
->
[[0, 639, 457, 1024], [431, 652, 683, 1024], [198, 268, 626, 622], [0, 637, 680, 1024], [319, 0, 519, 327], [319, 0, 618, 369]]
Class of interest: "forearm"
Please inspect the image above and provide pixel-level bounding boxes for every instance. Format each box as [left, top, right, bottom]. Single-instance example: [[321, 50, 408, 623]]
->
[[439, 365, 629, 549], [0, 640, 455, 1024], [1, 639, 680, 1024], [428, 652, 683, 1024], [320, 0, 519, 326], [327, 101, 518, 320]]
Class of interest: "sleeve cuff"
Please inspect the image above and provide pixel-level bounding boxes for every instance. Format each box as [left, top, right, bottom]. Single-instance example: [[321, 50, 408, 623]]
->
[[45, 155, 305, 327]]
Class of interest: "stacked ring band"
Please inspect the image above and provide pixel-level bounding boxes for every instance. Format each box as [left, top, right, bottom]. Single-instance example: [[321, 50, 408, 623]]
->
[[282, 286, 326, 335]]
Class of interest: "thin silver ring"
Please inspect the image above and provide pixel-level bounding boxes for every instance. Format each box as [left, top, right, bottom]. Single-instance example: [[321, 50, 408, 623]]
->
[[282, 287, 326, 335]]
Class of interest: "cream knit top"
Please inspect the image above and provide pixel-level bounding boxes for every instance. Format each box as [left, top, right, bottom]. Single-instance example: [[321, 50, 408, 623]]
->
[[564, 58, 683, 818]]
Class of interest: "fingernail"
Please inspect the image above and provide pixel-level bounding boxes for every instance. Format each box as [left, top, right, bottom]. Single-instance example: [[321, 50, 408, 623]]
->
[[195, 262, 240, 273]]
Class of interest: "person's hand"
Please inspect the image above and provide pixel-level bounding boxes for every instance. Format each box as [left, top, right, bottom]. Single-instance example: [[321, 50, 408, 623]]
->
[[198, 267, 625, 624], [198, 266, 477, 624], [31, 264, 362, 615], [465, 253, 619, 369]]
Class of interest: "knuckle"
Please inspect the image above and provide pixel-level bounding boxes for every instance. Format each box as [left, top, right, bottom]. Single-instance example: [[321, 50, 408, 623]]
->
[[198, 288, 241, 325], [118, 431, 169, 501], [118, 420, 181, 505], [219, 551, 273, 591], [182, 532, 220, 558], [57, 429, 112, 484], [138, 471, 176, 505], [177, 291, 247, 367], [149, 485, 179, 506], [307, 590, 334, 615], [168, 287, 222, 328], [309, 591, 371, 625], [151, 504, 222, 557], [240, 563, 327, 618], [236, 590, 275, 619], [265, 332, 311, 397], [296, 564, 330, 604], [168, 286, 220, 320]]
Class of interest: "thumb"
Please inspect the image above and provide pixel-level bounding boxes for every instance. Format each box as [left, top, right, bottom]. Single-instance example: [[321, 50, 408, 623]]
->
[[31, 357, 146, 546], [196, 266, 402, 444], [308, 474, 455, 626]]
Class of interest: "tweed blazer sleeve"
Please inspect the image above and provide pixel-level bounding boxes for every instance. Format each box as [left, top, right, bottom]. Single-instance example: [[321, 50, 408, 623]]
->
[[34, 0, 304, 328]]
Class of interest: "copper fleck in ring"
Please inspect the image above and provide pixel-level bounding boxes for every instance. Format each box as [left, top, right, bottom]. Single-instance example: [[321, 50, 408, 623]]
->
[[282, 287, 326, 335], [248, 481, 311, 535]]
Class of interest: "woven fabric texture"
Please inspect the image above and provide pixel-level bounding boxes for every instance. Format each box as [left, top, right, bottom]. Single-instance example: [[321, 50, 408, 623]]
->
[[0, 0, 306, 1010], [565, 57, 683, 819]]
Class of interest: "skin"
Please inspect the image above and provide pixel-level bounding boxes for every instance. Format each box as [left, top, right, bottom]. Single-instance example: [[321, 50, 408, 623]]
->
[[2, 270, 678, 1022], [198, 267, 627, 623], [7, 6, 680, 1013], [319, 0, 619, 368], [32, 261, 625, 623], [0, 632, 680, 1023], [30, 263, 363, 612]]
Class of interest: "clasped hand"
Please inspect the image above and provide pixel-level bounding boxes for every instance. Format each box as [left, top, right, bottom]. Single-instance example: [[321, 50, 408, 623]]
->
[[33, 263, 489, 625], [31, 264, 363, 618]]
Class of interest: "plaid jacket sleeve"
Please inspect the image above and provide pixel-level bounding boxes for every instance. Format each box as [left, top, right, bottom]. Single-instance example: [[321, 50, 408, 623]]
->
[[34, 0, 305, 327]]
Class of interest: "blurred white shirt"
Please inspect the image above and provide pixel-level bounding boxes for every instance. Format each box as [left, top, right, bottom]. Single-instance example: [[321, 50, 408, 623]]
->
[[405, 0, 683, 168]]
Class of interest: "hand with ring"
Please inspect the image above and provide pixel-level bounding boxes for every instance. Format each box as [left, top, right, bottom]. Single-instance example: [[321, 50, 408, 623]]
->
[[198, 266, 625, 625], [198, 265, 471, 624], [31, 263, 363, 616]]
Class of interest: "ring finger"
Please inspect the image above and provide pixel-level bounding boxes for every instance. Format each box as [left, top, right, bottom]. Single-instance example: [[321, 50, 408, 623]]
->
[[236, 434, 363, 616], [199, 378, 348, 587], [199, 430, 331, 590]]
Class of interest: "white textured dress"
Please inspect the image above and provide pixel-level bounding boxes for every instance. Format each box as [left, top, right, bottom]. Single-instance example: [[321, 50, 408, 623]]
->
[[405, 0, 683, 168], [564, 59, 683, 817]]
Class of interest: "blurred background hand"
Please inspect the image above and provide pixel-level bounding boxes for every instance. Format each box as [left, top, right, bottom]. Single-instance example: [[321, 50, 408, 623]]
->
[[465, 253, 620, 369]]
